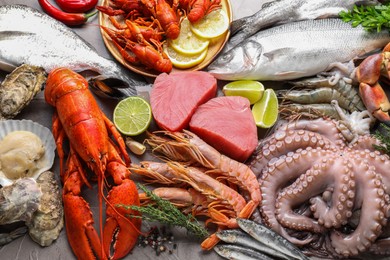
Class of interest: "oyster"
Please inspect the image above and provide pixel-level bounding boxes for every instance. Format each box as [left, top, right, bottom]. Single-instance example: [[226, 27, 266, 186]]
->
[[27, 171, 64, 247], [0, 64, 46, 119], [0, 120, 55, 186], [0, 177, 42, 225]]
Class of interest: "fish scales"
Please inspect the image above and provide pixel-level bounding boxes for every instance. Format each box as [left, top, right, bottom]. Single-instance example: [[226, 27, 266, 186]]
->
[[226, 0, 380, 53], [208, 18, 390, 81], [0, 5, 149, 97]]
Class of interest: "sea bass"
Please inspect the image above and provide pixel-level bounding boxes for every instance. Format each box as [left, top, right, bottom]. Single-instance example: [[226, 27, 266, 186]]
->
[[225, 0, 380, 53], [208, 18, 390, 81], [0, 5, 148, 97]]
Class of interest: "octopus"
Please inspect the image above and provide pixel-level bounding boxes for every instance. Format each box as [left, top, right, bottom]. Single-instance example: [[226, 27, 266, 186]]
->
[[249, 118, 390, 258]]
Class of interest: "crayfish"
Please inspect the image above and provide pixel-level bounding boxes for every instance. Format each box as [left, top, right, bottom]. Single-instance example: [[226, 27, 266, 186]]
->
[[44, 68, 141, 260], [355, 42, 390, 126]]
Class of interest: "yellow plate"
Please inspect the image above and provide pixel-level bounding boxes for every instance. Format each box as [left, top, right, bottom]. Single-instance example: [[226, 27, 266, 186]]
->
[[99, 0, 232, 78]]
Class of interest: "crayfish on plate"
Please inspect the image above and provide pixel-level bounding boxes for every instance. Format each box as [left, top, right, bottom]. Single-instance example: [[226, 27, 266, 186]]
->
[[97, 0, 222, 73], [44, 68, 141, 260], [355, 42, 390, 126]]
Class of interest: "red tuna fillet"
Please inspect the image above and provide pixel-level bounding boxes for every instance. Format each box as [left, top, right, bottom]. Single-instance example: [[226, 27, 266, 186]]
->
[[189, 96, 258, 162], [151, 71, 217, 131]]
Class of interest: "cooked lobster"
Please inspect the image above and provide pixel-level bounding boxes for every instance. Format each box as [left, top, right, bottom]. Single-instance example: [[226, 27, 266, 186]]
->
[[44, 67, 141, 260]]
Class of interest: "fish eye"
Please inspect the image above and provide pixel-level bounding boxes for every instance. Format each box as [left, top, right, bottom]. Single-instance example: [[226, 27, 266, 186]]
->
[[221, 53, 233, 63]]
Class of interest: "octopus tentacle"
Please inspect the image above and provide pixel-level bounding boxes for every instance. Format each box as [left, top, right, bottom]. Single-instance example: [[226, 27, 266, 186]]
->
[[275, 157, 355, 232], [260, 147, 332, 245], [250, 129, 334, 177], [330, 160, 388, 257]]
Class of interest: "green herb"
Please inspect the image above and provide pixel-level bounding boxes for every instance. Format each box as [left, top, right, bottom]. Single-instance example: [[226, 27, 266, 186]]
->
[[339, 3, 390, 32], [118, 184, 209, 239], [373, 123, 390, 155]]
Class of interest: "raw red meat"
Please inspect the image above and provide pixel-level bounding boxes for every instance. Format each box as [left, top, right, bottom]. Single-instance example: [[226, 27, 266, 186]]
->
[[150, 71, 217, 132], [189, 96, 258, 162]]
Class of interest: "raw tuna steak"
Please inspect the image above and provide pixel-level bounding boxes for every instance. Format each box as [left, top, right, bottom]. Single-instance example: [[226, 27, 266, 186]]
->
[[151, 71, 217, 131], [189, 96, 258, 162]]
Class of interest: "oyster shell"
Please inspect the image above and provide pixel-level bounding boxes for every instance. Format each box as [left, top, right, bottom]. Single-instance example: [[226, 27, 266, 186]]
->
[[0, 64, 46, 119], [0, 120, 55, 186]]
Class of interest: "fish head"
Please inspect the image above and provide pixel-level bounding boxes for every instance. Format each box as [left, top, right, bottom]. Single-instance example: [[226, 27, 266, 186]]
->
[[207, 40, 263, 80]]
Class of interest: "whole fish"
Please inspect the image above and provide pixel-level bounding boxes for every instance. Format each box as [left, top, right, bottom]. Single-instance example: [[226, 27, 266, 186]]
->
[[216, 229, 291, 259], [208, 18, 390, 81], [225, 0, 380, 53], [0, 5, 149, 98], [214, 244, 275, 260], [237, 218, 309, 260]]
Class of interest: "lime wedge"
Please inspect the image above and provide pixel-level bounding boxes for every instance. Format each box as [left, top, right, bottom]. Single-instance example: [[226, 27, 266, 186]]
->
[[222, 80, 265, 104], [113, 96, 152, 136], [252, 88, 279, 128], [190, 9, 229, 39], [170, 18, 209, 55], [164, 43, 208, 69]]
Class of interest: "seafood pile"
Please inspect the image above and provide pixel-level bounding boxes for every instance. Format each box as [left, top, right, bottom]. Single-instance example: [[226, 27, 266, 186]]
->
[[98, 0, 223, 73], [249, 118, 390, 258]]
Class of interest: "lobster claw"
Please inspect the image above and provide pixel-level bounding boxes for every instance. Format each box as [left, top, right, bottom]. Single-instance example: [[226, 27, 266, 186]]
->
[[359, 82, 390, 126], [63, 193, 107, 260], [104, 179, 142, 260]]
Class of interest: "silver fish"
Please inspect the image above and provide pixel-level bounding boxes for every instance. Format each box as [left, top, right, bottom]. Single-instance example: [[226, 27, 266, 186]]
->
[[216, 229, 291, 260], [214, 244, 275, 260], [225, 0, 380, 53], [208, 19, 390, 81], [237, 218, 309, 260], [0, 227, 28, 246], [0, 5, 149, 98]]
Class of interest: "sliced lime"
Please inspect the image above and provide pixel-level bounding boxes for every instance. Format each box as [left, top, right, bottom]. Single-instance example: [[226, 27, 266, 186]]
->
[[222, 80, 265, 104], [252, 88, 279, 128], [113, 96, 152, 136]]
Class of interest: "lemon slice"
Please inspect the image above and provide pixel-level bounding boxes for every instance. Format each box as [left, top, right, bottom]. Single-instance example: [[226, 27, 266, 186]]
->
[[170, 18, 209, 55], [252, 88, 279, 128], [190, 9, 229, 39], [222, 80, 265, 105], [113, 96, 152, 136], [164, 43, 208, 69]]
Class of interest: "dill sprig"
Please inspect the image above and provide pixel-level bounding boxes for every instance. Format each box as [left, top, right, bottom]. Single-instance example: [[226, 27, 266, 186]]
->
[[339, 3, 390, 32], [118, 184, 209, 239], [373, 123, 390, 155]]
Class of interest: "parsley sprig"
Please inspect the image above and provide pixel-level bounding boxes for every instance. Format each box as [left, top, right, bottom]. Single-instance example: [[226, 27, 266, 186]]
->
[[340, 3, 390, 32], [373, 123, 390, 155]]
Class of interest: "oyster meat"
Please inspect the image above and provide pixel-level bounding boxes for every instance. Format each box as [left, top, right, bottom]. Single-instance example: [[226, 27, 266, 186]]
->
[[0, 64, 46, 119], [0, 131, 46, 182]]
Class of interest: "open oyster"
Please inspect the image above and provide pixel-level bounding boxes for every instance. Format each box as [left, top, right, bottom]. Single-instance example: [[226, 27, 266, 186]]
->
[[0, 120, 55, 186], [0, 64, 46, 119]]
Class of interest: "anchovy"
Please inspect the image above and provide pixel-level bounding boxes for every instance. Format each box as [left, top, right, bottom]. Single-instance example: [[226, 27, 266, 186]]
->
[[208, 18, 390, 81], [214, 244, 275, 260], [237, 218, 310, 260], [0, 5, 150, 98], [225, 0, 380, 53], [216, 229, 291, 260]]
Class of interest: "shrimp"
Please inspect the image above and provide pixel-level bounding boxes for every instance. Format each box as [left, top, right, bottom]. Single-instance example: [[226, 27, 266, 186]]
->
[[144, 130, 261, 220]]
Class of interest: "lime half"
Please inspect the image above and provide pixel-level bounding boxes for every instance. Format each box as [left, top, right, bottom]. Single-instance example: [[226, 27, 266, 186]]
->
[[222, 80, 265, 104], [252, 88, 279, 128], [113, 96, 152, 136]]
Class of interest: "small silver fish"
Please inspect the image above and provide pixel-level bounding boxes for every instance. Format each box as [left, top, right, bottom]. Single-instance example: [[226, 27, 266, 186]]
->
[[225, 0, 380, 53], [214, 244, 275, 260], [0, 5, 150, 98], [208, 19, 390, 81], [237, 218, 309, 260], [216, 229, 291, 260]]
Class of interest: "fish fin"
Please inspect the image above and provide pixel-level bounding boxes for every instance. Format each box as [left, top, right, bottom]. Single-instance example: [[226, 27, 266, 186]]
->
[[275, 71, 307, 77], [263, 48, 295, 61]]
